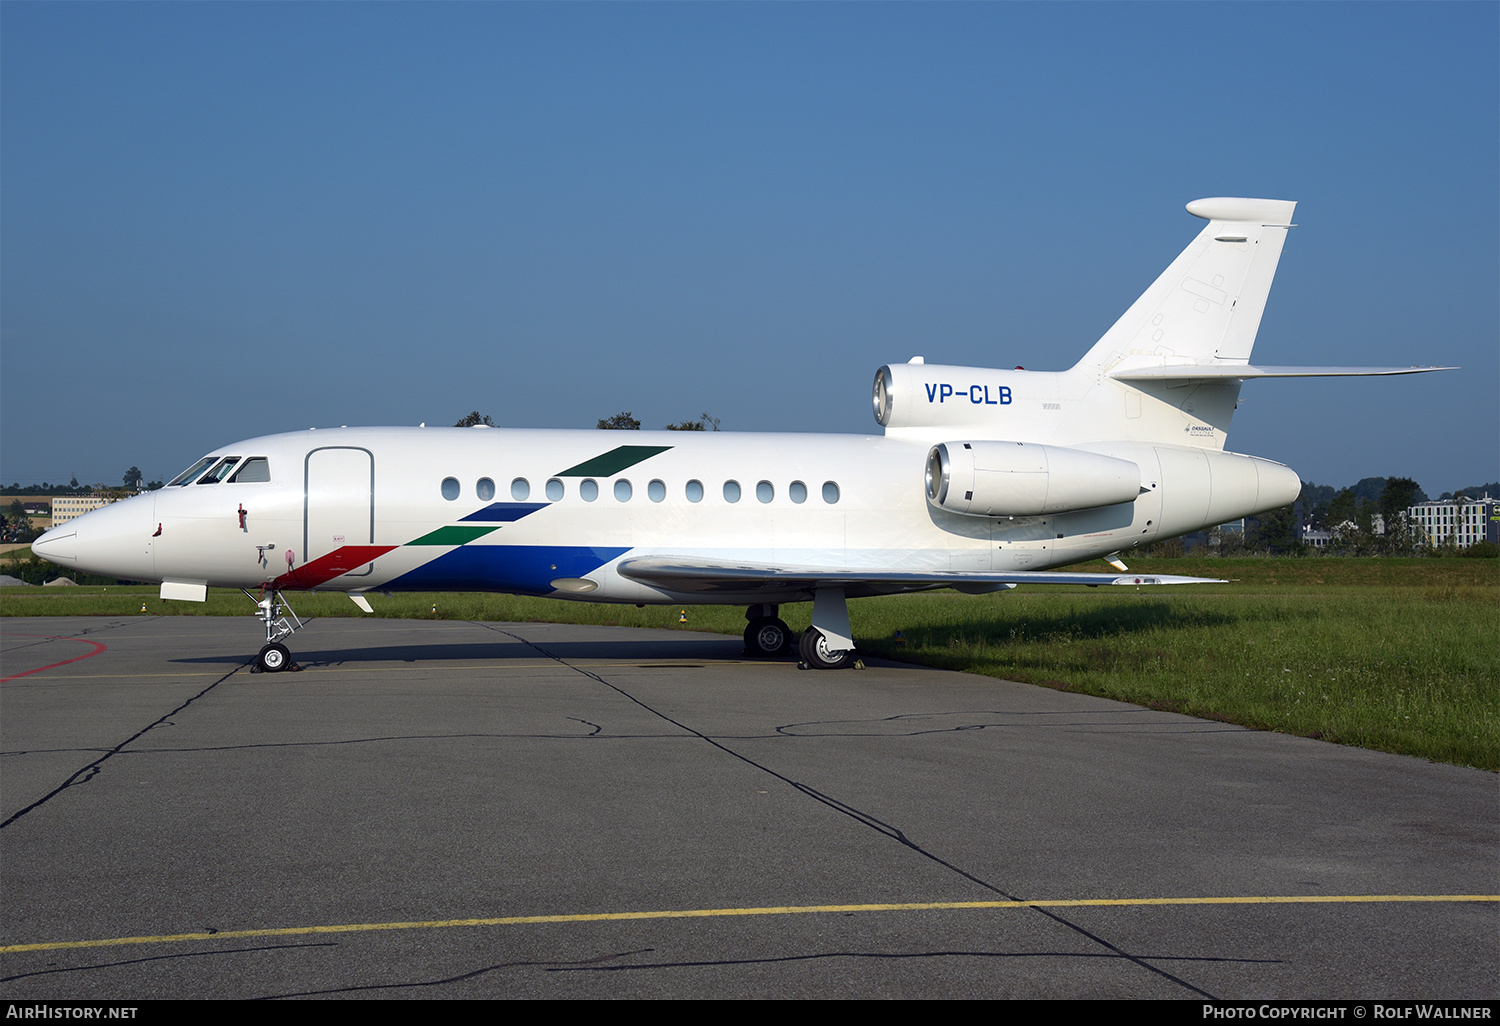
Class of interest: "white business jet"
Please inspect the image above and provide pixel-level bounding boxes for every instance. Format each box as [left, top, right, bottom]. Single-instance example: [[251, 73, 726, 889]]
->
[[34, 198, 1449, 671]]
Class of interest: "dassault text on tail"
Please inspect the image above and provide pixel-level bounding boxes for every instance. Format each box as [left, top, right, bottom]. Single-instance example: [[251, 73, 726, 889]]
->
[[34, 198, 1451, 670]]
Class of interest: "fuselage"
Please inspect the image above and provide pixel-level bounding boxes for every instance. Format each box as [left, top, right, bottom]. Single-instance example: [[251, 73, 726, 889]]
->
[[36, 424, 1300, 604]]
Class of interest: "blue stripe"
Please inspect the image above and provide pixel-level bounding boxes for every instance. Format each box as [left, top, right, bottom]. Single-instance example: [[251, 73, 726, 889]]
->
[[460, 502, 549, 523], [384, 544, 629, 594]]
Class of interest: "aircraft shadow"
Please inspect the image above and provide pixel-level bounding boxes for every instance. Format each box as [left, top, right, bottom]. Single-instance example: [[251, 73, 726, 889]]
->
[[170, 637, 749, 668], [167, 604, 1233, 669]]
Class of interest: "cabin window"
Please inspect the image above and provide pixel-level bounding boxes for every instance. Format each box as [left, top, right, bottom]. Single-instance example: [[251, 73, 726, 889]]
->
[[169, 457, 218, 486], [511, 478, 529, 501], [756, 480, 774, 503], [197, 457, 241, 484], [723, 480, 741, 503], [229, 458, 270, 483], [441, 477, 460, 500], [789, 480, 807, 504], [648, 479, 666, 502], [580, 479, 599, 502], [614, 479, 632, 501], [822, 481, 840, 504], [477, 478, 496, 501], [546, 478, 564, 501], [685, 479, 704, 503]]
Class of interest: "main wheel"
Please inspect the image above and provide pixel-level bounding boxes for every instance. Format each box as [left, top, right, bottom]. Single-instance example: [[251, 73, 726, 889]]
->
[[744, 617, 792, 657], [798, 628, 855, 670], [257, 642, 290, 673]]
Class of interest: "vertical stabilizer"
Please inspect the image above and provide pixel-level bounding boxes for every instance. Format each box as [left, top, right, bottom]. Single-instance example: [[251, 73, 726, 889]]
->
[[1074, 197, 1297, 377]]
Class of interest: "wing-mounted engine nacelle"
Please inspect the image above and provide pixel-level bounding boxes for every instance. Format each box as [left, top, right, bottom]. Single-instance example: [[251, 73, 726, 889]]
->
[[874, 362, 1036, 431], [926, 441, 1141, 517]]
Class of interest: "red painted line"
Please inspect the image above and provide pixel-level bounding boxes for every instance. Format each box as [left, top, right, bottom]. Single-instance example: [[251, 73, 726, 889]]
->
[[272, 545, 399, 590], [1, 635, 109, 682]]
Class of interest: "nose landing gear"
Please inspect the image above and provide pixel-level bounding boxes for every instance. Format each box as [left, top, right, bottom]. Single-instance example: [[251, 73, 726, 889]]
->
[[244, 588, 305, 672], [257, 642, 291, 672]]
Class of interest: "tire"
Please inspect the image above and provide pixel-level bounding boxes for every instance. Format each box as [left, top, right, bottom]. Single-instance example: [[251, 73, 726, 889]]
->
[[744, 617, 792, 657], [257, 643, 290, 673], [798, 628, 854, 670]]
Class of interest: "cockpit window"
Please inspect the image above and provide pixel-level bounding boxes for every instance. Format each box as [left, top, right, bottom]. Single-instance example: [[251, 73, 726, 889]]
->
[[229, 457, 270, 483], [196, 457, 241, 484], [168, 457, 218, 487]]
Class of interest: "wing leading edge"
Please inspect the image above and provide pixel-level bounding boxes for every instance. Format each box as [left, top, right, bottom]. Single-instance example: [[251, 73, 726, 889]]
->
[[616, 556, 1225, 595]]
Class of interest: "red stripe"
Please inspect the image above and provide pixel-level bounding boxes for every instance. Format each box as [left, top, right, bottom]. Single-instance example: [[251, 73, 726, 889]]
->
[[1, 635, 109, 682], [272, 545, 398, 589]]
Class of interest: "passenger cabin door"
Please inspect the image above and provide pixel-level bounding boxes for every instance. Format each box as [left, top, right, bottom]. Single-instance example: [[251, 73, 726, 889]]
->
[[303, 446, 375, 577]]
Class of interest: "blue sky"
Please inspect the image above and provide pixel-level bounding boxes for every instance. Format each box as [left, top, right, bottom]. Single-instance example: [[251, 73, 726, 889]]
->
[[3, 2, 1496, 495]]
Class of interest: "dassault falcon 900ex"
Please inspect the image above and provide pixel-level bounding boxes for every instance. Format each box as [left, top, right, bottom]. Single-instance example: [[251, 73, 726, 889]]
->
[[35, 198, 1450, 671]]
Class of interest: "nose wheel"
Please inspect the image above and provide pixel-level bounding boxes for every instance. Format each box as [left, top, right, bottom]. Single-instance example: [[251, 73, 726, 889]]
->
[[257, 643, 291, 673], [245, 588, 305, 672]]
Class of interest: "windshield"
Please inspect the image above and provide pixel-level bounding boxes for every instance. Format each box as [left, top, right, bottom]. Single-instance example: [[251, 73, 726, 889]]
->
[[196, 457, 241, 484], [168, 457, 218, 487]]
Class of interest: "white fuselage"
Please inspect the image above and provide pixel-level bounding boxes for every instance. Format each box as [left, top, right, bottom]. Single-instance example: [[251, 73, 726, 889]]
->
[[43, 423, 1299, 604]]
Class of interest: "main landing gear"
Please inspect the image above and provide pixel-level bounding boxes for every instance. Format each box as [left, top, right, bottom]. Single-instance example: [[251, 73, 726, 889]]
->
[[245, 588, 305, 672], [798, 627, 857, 671], [742, 592, 864, 670], [743, 604, 793, 657]]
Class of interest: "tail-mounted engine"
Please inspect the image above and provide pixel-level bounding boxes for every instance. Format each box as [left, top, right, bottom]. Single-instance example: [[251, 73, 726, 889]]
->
[[926, 440, 1141, 517], [875, 362, 1037, 432]]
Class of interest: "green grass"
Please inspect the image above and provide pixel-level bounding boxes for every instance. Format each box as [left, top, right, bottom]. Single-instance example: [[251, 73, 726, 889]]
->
[[3, 557, 1495, 770]]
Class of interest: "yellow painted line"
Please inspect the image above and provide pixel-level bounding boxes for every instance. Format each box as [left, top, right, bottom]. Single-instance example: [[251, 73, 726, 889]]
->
[[3, 895, 1493, 954]]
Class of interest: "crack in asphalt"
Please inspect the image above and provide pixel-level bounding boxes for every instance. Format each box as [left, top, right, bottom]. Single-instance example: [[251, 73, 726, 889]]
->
[[481, 622, 1220, 999]]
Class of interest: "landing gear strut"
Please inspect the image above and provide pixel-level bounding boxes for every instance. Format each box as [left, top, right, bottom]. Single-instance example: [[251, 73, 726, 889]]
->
[[743, 604, 792, 657], [245, 588, 305, 672]]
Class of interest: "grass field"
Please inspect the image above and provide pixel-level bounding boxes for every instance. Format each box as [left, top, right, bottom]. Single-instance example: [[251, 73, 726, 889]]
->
[[2, 557, 1494, 770]]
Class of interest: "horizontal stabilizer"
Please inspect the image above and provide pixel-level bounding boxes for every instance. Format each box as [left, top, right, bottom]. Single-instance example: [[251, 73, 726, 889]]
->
[[618, 556, 1224, 593], [1111, 364, 1456, 382]]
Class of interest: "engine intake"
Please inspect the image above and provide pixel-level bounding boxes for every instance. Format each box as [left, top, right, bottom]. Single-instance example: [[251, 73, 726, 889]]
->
[[926, 441, 1141, 517]]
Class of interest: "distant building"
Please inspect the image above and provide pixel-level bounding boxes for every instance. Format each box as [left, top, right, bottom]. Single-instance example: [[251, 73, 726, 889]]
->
[[1408, 496, 1498, 549], [1301, 524, 1332, 549], [50, 495, 115, 525]]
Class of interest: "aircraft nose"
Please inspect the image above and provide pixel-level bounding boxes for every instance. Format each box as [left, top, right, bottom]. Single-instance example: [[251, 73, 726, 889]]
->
[[32, 524, 77, 563], [33, 494, 157, 581]]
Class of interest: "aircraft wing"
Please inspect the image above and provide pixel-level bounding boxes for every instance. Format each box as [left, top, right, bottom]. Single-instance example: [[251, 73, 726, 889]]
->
[[616, 556, 1225, 594], [1110, 364, 1455, 381]]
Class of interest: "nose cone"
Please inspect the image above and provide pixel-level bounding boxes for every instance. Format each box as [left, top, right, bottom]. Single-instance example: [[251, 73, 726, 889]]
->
[[32, 524, 77, 563], [34, 494, 156, 581]]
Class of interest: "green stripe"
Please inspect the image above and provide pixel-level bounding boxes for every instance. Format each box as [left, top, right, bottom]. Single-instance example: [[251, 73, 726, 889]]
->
[[555, 445, 671, 477], [407, 526, 500, 546]]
